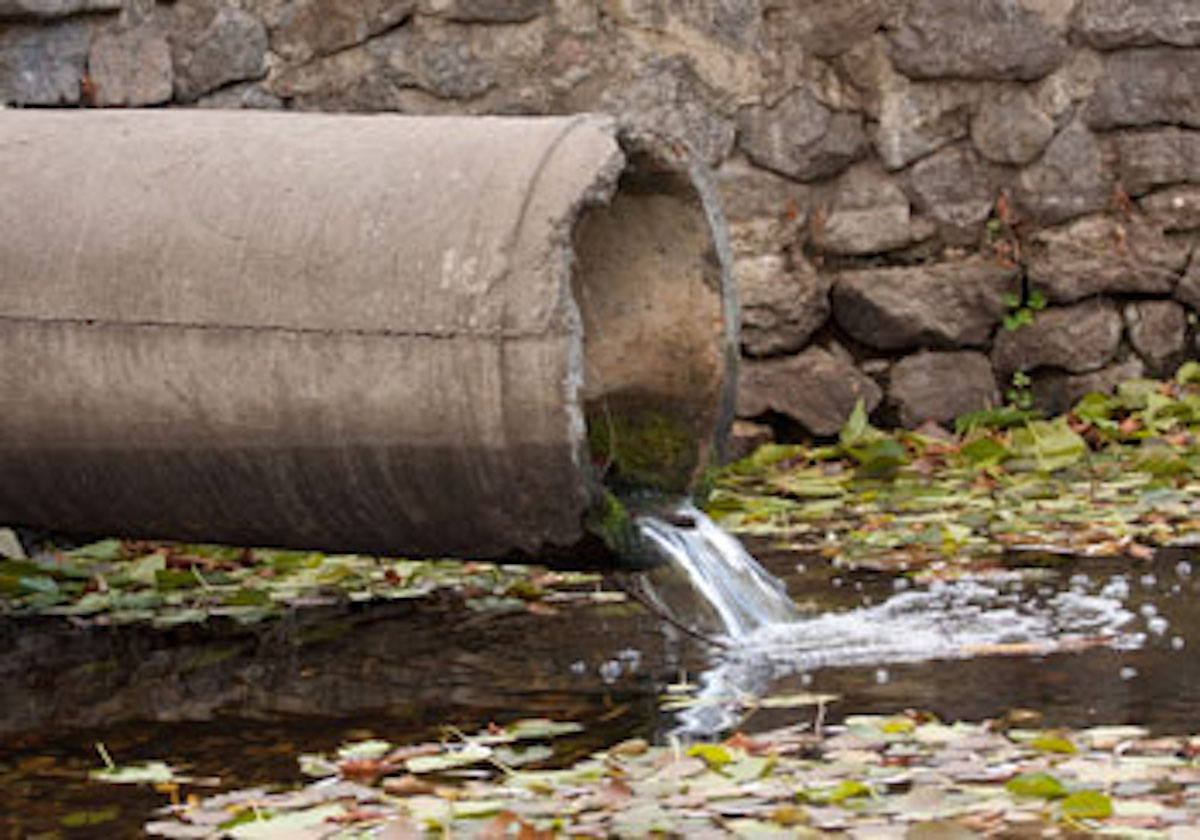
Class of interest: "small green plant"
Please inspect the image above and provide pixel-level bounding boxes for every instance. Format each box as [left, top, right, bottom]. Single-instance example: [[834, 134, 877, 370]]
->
[[1006, 370, 1034, 410], [1002, 288, 1046, 330]]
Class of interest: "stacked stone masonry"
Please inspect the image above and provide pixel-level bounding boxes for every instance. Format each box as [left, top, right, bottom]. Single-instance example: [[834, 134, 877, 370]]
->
[[4, 0, 1200, 441]]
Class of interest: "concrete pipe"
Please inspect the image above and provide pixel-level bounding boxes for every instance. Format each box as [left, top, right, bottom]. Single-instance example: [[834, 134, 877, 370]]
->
[[0, 110, 737, 563]]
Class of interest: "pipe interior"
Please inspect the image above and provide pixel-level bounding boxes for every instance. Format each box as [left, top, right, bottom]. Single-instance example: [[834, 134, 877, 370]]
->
[[572, 157, 728, 495]]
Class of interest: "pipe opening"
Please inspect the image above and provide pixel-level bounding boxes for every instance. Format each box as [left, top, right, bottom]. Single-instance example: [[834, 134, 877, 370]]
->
[[572, 151, 731, 501]]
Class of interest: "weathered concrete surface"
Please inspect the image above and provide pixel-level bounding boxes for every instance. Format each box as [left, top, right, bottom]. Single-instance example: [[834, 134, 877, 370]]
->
[[0, 110, 735, 562]]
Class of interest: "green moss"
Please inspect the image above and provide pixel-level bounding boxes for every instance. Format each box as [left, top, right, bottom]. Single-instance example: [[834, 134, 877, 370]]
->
[[584, 488, 644, 561], [587, 408, 697, 495]]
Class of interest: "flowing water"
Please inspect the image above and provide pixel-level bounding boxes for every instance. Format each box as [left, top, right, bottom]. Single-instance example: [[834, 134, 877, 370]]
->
[[634, 501, 800, 637], [633, 502, 1145, 734]]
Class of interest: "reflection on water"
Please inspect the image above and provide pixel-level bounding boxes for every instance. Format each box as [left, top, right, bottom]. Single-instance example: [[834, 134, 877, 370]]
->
[[3, 544, 1200, 834]]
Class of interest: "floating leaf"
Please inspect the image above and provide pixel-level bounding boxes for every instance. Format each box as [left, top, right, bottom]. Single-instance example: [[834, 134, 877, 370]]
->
[[1030, 735, 1077, 754], [91, 760, 185, 785], [687, 743, 733, 770], [406, 744, 492, 774], [1059, 789, 1112, 820], [1006, 772, 1066, 799], [504, 718, 584, 740]]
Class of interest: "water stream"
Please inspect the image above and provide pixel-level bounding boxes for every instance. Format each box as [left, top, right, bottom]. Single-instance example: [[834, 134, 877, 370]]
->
[[634, 503, 1146, 735]]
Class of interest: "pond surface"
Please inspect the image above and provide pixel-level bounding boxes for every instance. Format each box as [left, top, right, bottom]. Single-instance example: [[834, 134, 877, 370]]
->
[[3, 541, 1199, 836]]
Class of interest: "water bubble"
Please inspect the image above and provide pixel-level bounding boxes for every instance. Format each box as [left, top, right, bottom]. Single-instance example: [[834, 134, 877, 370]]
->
[[795, 563, 807, 574], [1176, 561, 1193, 577], [570, 660, 587, 675], [598, 660, 622, 684], [1140, 574, 1157, 588], [1119, 666, 1138, 680], [1140, 603, 1159, 618], [832, 577, 843, 588], [800, 673, 813, 686], [875, 669, 890, 684], [618, 648, 642, 671], [1172, 584, 1182, 594], [893, 578, 910, 591], [854, 581, 864, 591], [1100, 578, 1129, 599], [1172, 636, 1186, 650], [1069, 573, 1090, 590], [1148, 616, 1169, 635]]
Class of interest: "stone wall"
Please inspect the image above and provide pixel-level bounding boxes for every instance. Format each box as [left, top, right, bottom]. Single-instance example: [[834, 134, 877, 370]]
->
[[4, 0, 1200, 441]]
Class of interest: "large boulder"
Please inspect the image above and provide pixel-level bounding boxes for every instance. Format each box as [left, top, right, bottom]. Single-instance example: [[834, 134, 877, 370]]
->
[[1014, 119, 1112, 225], [1075, 0, 1200, 49], [738, 346, 882, 437], [1114, 128, 1200, 195], [736, 254, 831, 358], [888, 351, 1000, 428], [736, 87, 868, 182], [1086, 48, 1200, 130], [992, 298, 1123, 377], [832, 258, 1017, 352], [1026, 215, 1189, 303], [888, 0, 1068, 82]]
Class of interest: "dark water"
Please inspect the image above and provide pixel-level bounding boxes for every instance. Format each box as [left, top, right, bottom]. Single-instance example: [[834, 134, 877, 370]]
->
[[3, 542, 1200, 836]]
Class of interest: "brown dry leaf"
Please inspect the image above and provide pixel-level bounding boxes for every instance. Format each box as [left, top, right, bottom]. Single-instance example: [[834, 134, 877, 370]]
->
[[382, 774, 436, 797], [378, 817, 421, 840], [384, 743, 442, 764]]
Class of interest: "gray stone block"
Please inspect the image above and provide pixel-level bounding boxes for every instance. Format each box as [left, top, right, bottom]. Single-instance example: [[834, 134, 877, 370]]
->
[[888, 351, 999, 428], [1086, 48, 1200, 130], [1076, 0, 1200, 49], [888, 0, 1068, 81], [993, 298, 1123, 377], [832, 258, 1016, 352], [738, 346, 882, 437], [737, 254, 831, 358]]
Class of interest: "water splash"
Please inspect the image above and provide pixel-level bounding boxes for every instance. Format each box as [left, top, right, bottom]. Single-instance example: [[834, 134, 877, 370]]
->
[[632, 502, 1143, 737], [634, 502, 800, 637]]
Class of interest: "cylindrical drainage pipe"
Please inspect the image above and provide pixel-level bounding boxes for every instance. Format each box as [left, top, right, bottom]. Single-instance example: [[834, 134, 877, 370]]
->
[[0, 111, 737, 563]]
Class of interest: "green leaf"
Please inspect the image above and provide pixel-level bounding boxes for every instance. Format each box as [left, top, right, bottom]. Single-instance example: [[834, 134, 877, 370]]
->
[[1006, 772, 1066, 799], [1178, 360, 1200, 384], [1059, 789, 1112, 820], [222, 588, 271, 607], [958, 436, 1011, 469], [61, 807, 120, 828], [504, 718, 584, 740], [840, 399, 873, 447], [955, 406, 1041, 434], [825, 780, 873, 803], [1030, 735, 1077, 754], [847, 437, 909, 479], [1009, 418, 1087, 472], [91, 760, 185, 785], [68, 539, 124, 562]]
